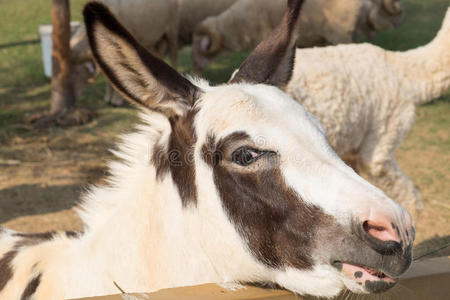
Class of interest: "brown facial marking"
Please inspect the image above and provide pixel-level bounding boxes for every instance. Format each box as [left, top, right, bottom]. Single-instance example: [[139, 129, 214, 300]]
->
[[152, 142, 170, 178], [152, 109, 198, 206], [202, 133, 327, 269], [20, 273, 42, 300]]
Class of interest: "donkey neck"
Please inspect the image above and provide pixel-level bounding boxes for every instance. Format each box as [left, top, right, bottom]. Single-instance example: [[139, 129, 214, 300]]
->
[[79, 180, 218, 293], [69, 115, 220, 294]]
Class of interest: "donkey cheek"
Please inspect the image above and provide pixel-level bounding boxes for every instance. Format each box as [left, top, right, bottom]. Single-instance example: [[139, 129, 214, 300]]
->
[[211, 160, 326, 270]]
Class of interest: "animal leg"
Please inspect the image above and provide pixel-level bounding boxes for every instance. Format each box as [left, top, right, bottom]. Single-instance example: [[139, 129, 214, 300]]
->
[[166, 17, 179, 69], [362, 157, 423, 222], [155, 37, 169, 58], [358, 104, 422, 219], [104, 82, 124, 107]]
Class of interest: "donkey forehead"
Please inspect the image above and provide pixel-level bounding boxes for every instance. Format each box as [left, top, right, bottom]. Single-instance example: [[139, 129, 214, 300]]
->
[[195, 84, 324, 143]]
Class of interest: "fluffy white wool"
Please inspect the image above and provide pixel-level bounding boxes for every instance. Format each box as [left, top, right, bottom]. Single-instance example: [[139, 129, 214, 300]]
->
[[286, 8, 450, 219]]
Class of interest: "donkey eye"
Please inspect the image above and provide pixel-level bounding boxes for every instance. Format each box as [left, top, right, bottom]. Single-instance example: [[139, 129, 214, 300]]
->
[[231, 147, 266, 166]]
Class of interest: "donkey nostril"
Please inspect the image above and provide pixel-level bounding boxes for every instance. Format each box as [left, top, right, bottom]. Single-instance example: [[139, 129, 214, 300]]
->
[[363, 220, 400, 243]]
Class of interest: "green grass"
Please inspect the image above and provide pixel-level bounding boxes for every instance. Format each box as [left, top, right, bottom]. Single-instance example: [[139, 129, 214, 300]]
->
[[0, 0, 88, 87]]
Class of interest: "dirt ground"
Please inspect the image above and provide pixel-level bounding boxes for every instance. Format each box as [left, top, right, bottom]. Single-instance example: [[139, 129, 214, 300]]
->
[[0, 132, 109, 232]]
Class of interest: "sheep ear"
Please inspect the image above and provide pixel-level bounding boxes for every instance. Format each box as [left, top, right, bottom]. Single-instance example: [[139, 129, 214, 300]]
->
[[83, 2, 199, 117], [230, 0, 304, 87]]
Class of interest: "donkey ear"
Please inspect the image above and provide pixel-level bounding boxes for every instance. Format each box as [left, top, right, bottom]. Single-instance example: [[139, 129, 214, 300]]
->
[[83, 2, 199, 117], [230, 0, 304, 87]]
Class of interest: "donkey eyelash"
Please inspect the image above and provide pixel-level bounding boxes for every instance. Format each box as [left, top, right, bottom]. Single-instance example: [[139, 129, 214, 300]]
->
[[231, 147, 276, 166]]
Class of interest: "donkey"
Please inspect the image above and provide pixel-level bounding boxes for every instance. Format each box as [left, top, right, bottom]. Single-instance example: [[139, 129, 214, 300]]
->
[[0, 1, 414, 299]]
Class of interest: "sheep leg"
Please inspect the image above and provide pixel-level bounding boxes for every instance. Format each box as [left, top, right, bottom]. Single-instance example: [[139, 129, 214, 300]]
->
[[152, 38, 178, 69], [104, 82, 125, 107], [167, 37, 178, 69], [364, 157, 423, 220], [343, 158, 359, 173], [357, 105, 422, 220], [166, 10, 179, 69]]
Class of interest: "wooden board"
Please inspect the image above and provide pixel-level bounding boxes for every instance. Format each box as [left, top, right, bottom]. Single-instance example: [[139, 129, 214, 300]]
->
[[73, 256, 450, 300]]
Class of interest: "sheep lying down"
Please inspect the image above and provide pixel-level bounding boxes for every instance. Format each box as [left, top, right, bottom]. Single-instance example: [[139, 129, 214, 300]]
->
[[177, 0, 238, 45], [283, 7, 450, 220]]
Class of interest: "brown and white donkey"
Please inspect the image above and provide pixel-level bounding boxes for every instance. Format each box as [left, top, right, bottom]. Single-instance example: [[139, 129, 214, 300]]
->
[[0, 1, 414, 299]]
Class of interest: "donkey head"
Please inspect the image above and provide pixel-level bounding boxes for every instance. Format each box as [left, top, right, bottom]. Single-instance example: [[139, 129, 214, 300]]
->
[[84, 0, 413, 297]]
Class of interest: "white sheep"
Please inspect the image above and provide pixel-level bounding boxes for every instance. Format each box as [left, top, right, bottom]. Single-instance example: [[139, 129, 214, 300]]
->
[[357, 0, 404, 39], [285, 7, 450, 220], [72, 0, 179, 66], [72, 0, 239, 106], [142, 0, 239, 55], [192, 0, 404, 70], [70, 0, 179, 106], [177, 0, 237, 45], [72, 0, 238, 63]]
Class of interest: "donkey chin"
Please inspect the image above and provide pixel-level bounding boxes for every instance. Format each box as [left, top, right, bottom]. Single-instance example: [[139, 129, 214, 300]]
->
[[325, 221, 411, 295], [267, 202, 414, 297], [268, 220, 413, 297]]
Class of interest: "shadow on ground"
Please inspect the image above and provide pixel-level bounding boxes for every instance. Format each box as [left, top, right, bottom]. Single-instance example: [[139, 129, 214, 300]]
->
[[0, 183, 81, 223]]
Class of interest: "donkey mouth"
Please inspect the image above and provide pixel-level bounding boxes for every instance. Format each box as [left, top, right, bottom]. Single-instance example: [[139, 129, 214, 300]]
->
[[333, 261, 397, 293]]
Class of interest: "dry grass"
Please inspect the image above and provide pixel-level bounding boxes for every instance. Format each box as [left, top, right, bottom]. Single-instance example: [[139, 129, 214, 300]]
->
[[397, 98, 450, 247]]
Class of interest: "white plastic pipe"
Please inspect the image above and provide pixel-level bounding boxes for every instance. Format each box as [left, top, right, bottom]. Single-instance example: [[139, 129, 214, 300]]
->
[[38, 21, 80, 78]]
